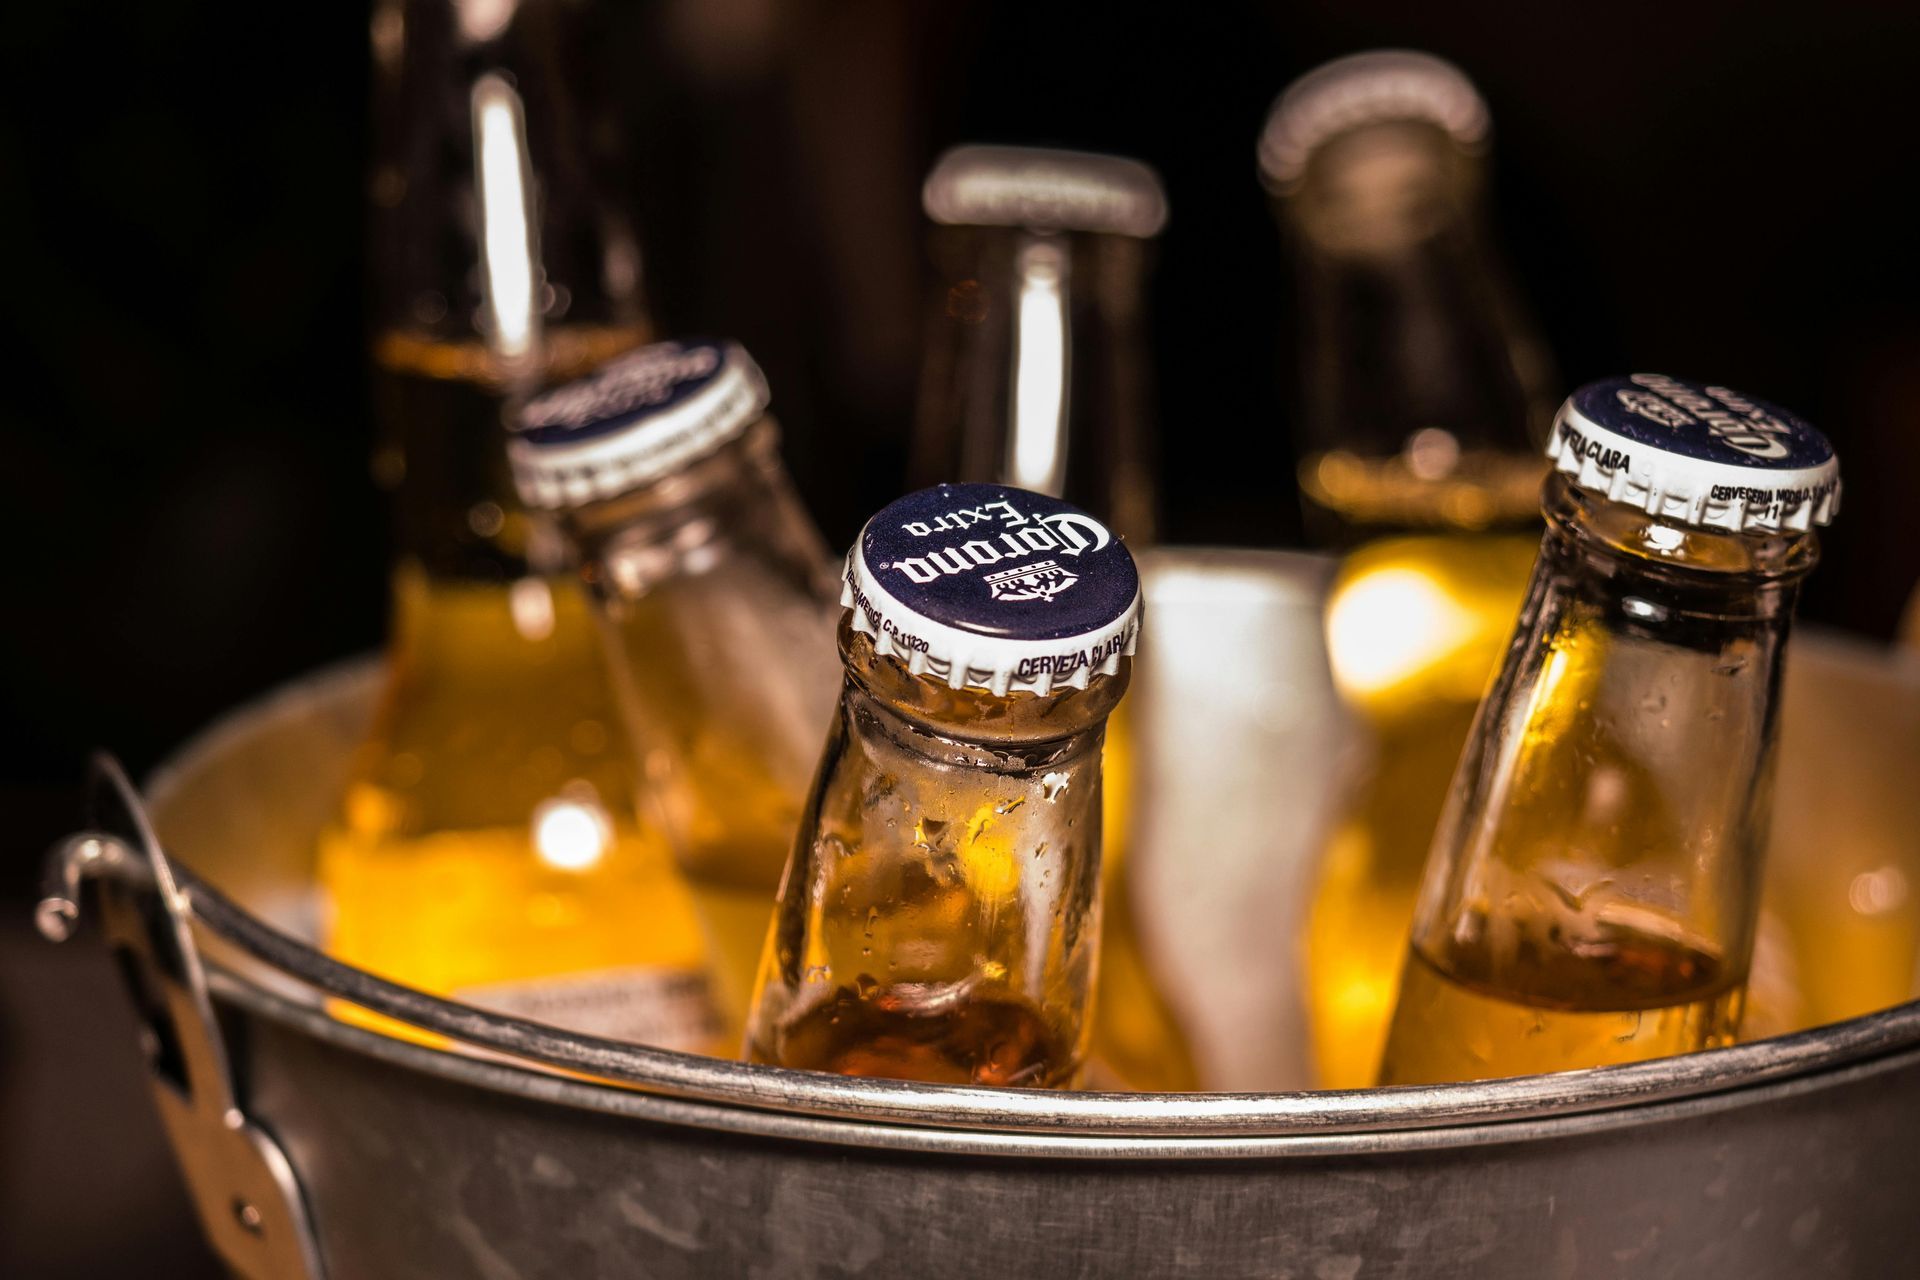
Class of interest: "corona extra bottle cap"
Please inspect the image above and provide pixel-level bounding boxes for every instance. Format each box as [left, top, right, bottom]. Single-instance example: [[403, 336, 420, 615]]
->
[[509, 339, 769, 510], [1548, 374, 1841, 533], [844, 483, 1142, 697]]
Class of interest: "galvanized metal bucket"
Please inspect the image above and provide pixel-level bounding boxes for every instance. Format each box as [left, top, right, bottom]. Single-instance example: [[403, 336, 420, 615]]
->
[[39, 550, 1920, 1279]]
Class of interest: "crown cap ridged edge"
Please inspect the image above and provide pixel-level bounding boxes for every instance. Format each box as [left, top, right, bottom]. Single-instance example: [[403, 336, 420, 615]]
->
[[1259, 49, 1489, 191], [1547, 373, 1840, 534], [509, 339, 769, 511]]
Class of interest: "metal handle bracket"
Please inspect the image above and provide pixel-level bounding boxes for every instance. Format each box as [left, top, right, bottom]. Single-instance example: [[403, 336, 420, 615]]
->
[[38, 754, 326, 1280]]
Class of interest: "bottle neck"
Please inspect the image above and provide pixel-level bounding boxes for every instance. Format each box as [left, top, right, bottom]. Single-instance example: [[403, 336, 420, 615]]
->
[[563, 420, 835, 603], [1409, 473, 1817, 985], [910, 225, 1158, 543], [838, 622, 1128, 754], [1282, 121, 1551, 541]]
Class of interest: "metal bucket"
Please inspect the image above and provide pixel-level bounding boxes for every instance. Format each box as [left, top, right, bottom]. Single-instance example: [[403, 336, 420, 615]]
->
[[39, 550, 1920, 1278]]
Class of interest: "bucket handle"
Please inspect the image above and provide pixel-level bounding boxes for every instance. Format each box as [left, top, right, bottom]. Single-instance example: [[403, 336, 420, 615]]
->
[[37, 753, 327, 1280]]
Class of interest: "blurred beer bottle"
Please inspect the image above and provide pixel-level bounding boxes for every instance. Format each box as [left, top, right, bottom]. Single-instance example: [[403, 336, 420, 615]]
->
[[508, 339, 843, 1039], [321, 0, 721, 1050], [911, 146, 1197, 1090], [744, 483, 1141, 1088], [1260, 52, 1557, 1086], [1377, 376, 1840, 1083]]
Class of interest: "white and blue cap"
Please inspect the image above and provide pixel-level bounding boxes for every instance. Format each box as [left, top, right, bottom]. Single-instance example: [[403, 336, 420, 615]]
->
[[1549, 374, 1841, 534], [844, 483, 1142, 697], [509, 338, 770, 511]]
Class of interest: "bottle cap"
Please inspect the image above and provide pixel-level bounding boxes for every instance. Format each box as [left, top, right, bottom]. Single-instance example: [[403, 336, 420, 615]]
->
[[1549, 374, 1841, 533], [923, 145, 1168, 238], [1259, 50, 1490, 192], [845, 483, 1142, 697], [508, 339, 769, 510]]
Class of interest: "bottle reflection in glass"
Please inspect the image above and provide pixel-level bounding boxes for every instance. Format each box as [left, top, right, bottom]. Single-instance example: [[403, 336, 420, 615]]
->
[[1377, 375, 1840, 1083], [909, 146, 1195, 1090], [745, 483, 1141, 1088], [321, 1, 722, 1051], [1260, 51, 1557, 1086]]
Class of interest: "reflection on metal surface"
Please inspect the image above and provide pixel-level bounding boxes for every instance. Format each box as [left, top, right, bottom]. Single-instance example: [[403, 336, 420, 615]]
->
[[471, 73, 539, 364], [1005, 236, 1070, 497]]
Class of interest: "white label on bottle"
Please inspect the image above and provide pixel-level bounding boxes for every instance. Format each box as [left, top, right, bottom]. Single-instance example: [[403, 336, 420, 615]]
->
[[453, 968, 722, 1052]]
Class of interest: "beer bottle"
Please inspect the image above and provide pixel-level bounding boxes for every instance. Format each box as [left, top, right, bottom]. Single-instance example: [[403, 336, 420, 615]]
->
[[321, 3, 720, 1049], [1377, 375, 1841, 1084], [914, 144, 1166, 539], [912, 145, 1195, 1089], [1260, 51, 1556, 1086], [508, 339, 843, 1036], [744, 483, 1140, 1088]]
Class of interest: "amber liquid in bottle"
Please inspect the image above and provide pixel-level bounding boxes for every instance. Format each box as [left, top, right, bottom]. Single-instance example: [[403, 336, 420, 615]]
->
[[1379, 919, 1743, 1085], [745, 624, 1124, 1090], [1376, 471, 1817, 1084]]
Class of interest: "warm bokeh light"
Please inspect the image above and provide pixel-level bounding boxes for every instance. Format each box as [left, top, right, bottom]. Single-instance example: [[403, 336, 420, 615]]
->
[[1326, 565, 1477, 700], [532, 794, 611, 871]]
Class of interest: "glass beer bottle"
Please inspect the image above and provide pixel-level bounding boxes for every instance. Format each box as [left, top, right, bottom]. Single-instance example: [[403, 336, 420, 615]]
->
[[744, 483, 1141, 1088], [1377, 375, 1841, 1084], [1260, 51, 1557, 1086], [321, 2, 720, 1049], [912, 145, 1194, 1089], [509, 339, 843, 1036]]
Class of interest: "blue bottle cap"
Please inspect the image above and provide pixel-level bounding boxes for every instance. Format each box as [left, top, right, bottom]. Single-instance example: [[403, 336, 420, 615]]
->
[[1550, 375, 1841, 533], [508, 339, 770, 510], [845, 483, 1142, 696]]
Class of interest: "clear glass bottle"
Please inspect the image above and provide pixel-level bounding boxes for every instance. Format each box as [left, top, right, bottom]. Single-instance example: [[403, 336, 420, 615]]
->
[[910, 146, 1194, 1090], [320, 1, 721, 1050], [509, 339, 844, 1036], [744, 483, 1141, 1088], [1259, 51, 1558, 1087], [1377, 374, 1841, 1085]]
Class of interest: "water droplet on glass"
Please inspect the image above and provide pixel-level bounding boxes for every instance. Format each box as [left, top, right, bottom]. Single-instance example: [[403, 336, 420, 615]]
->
[[855, 974, 878, 999], [1040, 772, 1069, 802]]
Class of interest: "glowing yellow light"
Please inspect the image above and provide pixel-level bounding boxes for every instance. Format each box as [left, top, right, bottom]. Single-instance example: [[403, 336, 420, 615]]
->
[[472, 73, 539, 363], [1006, 237, 1069, 496], [1325, 566, 1478, 699], [961, 805, 1021, 900], [532, 796, 610, 872], [508, 576, 557, 643]]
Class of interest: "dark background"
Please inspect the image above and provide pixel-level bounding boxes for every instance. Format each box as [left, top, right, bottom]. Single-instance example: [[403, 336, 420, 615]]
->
[[3, 2, 1919, 1274]]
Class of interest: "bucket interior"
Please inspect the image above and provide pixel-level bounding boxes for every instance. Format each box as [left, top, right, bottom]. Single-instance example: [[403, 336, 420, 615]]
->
[[143, 550, 1920, 1093]]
